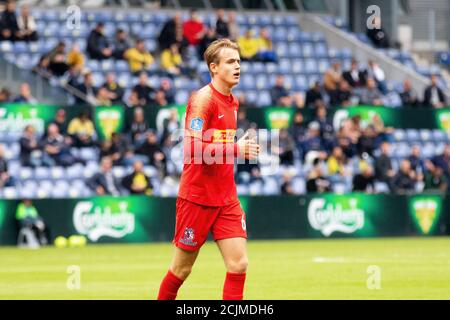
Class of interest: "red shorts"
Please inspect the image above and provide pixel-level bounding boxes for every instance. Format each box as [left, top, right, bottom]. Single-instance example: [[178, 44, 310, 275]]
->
[[173, 197, 247, 251]]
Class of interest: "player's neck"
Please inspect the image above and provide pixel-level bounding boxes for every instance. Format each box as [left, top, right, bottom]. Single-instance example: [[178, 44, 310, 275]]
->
[[211, 79, 232, 96]]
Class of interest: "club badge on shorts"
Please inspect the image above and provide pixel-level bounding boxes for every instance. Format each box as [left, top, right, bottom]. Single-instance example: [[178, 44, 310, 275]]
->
[[179, 227, 198, 247]]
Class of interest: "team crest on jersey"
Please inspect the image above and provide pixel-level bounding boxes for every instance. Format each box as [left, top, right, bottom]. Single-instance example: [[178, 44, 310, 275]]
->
[[179, 227, 198, 247], [190, 117, 204, 131]]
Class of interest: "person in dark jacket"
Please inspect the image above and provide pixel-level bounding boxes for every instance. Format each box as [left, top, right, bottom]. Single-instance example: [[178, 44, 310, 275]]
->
[[423, 75, 446, 108], [112, 29, 131, 60], [157, 12, 182, 50], [87, 22, 113, 60], [215, 9, 229, 38], [87, 157, 122, 196], [136, 131, 167, 176], [0, 1, 19, 41]]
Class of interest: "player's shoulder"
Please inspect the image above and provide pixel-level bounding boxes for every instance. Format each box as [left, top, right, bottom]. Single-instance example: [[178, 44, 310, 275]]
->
[[189, 84, 215, 109]]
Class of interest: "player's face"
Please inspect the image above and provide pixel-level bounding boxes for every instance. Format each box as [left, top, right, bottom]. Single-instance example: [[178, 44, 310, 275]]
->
[[215, 48, 241, 88]]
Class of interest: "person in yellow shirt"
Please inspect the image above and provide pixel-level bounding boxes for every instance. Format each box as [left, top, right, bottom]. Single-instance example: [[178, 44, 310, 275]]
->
[[67, 43, 85, 72], [237, 30, 259, 61], [124, 39, 154, 75], [327, 146, 349, 177], [67, 111, 96, 147], [160, 43, 183, 76], [256, 28, 277, 62]]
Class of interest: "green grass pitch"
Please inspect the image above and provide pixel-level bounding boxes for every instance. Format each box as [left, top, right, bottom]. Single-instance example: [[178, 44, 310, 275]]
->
[[1, 237, 450, 300]]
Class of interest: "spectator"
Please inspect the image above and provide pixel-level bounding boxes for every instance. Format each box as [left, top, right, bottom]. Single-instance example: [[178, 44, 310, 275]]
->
[[392, 159, 417, 194], [183, 9, 205, 46], [305, 81, 324, 108], [112, 28, 131, 60], [314, 104, 334, 149], [270, 75, 292, 106], [424, 167, 447, 193], [199, 27, 218, 59], [359, 77, 383, 105], [67, 43, 85, 72], [274, 128, 295, 165], [238, 30, 259, 61], [13, 82, 37, 104], [280, 172, 294, 195], [67, 111, 96, 148], [37, 41, 69, 77], [256, 27, 276, 62], [124, 39, 155, 75], [215, 9, 229, 38], [19, 125, 41, 167], [96, 87, 112, 106], [159, 78, 175, 104], [0, 0, 19, 41], [237, 108, 251, 132], [375, 141, 395, 188], [366, 16, 390, 48], [136, 131, 167, 177], [357, 125, 377, 157], [50, 109, 68, 136], [367, 60, 387, 94], [122, 160, 153, 195], [16, 199, 49, 246], [423, 75, 446, 108], [327, 146, 349, 177], [307, 159, 331, 193], [330, 80, 352, 106], [0, 144, 13, 188], [400, 79, 420, 107], [154, 90, 168, 107], [16, 4, 38, 41], [127, 107, 148, 145], [161, 43, 185, 77], [133, 72, 155, 106], [352, 164, 375, 192], [158, 12, 182, 50], [75, 71, 97, 105], [126, 89, 145, 109], [161, 108, 181, 145], [101, 72, 124, 104], [408, 145, 426, 178], [428, 144, 450, 181], [87, 22, 112, 60], [323, 61, 342, 94], [42, 123, 81, 167], [227, 11, 239, 41], [342, 59, 367, 88], [290, 112, 307, 154], [0, 87, 11, 102], [87, 157, 122, 196]]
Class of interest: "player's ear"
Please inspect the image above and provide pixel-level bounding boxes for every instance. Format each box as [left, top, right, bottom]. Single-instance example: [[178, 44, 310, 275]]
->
[[210, 62, 219, 76]]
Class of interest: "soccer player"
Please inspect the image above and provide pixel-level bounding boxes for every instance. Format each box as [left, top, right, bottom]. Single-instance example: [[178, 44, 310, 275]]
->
[[157, 39, 260, 300]]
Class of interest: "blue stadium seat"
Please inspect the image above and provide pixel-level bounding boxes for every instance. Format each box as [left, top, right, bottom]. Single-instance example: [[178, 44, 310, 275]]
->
[[257, 91, 272, 106]]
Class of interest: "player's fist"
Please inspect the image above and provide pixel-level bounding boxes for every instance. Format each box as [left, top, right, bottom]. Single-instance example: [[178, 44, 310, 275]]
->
[[237, 132, 260, 161]]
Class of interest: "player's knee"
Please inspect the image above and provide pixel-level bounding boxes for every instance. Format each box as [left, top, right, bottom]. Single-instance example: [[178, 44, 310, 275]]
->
[[227, 257, 248, 274], [171, 264, 193, 280]]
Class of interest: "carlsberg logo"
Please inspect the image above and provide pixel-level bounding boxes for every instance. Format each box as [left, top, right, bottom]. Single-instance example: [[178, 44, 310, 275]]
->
[[73, 201, 135, 241], [308, 198, 365, 236]]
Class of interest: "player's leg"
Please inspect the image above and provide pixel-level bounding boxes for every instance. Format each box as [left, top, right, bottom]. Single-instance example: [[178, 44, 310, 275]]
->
[[212, 202, 248, 300]]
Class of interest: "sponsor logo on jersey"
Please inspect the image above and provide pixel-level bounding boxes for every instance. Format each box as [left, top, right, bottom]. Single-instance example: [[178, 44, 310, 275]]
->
[[213, 129, 236, 143]]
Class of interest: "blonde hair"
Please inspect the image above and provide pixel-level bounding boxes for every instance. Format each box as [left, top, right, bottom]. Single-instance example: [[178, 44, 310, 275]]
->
[[203, 38, 239, 77]]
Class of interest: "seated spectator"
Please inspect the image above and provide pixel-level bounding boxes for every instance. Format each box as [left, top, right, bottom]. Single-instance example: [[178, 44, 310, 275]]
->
[[0, 87, 11, 102], [342, 59, 367, 88], [159, 78, 175, 104], [183, 9, 205, 46], [400, 79, 420, 107], [280, 172, 295, 195], [101, 72, 124, 104], [133, 72, 155, 106], [126, 107, 148, 145], [126, 90, 145, 109], [99, 132, 126, 166], [161, 108, 181, 145], [302, 122, 327, 165], [0, 0, 19, 41], [19, 125, 41, 167], [0, 144, 13, 188], [237, 108, 251, 132], [352, 164, 375, 192], [424, 166, 448, 193], [227, 11, 239, 41], [122, 160, 153, 195], [161, 43, 187, 77], [270, 75, 292, 106], [96, 87, 112, 106], [366, 60, 387, 94], [42, 123, 81, 167], [330, 80, 352, 106], [67, 43, 85, 72], [375, 141, 395, 188], [290, 112, 307, 155], [124, 39, 155, 75], [323, 61, 342, 94], [75, 71, 97, 105], [16, 199, 49, 246], [256, 27, 277, 62], [199, 27, 218, 59], [87, 157, 122, 196], [13, 82, 37, 104], [37, 41, 69, 77], [307, 159, 331, 193], [50, 109, 68, 136], [154, 90, 168, 107], [67, 111, 96, 148], [158, 12, 182, 50], [327, 146, 349, 177], [305, 82, 324, 108], [238, 30, 259, 61], [112, 29, 131, 60], [215, 9, 229, 38], [423, 75, 446, 108], [273, 128, 295, 165], [427, 144, 450, 181], [87, 22, 112, 60], [408, 145, 426, 177], [366, 16, 390, 48], [359, 77, 383, 105], [393, 159, 417, 194], [16, 4, 38, 41], [314, 104, 334, 149], [136, 131, 167, 177], [357, 125, 377, 157]]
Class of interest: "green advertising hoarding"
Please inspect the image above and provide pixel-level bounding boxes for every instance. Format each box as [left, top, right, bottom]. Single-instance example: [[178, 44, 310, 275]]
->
[[0, 194, 448, 246]]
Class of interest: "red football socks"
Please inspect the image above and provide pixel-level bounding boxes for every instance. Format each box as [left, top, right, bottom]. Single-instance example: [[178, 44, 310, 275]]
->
[[223, 272, 246, 300], [157, 270, 184, 300]]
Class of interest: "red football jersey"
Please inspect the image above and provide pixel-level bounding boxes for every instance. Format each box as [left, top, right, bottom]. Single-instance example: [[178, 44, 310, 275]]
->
[[178, 83, 240, 207]]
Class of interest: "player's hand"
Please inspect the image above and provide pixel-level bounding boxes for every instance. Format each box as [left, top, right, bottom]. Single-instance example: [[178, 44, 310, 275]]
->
[[237, 132, 260, 160]]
